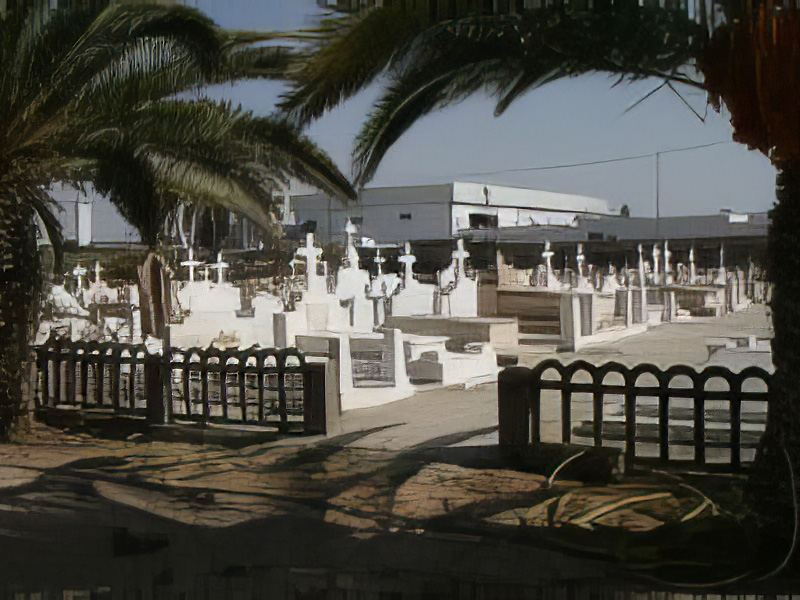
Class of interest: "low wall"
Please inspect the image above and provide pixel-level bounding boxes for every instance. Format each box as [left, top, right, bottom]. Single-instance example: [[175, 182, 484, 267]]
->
[[383, 316, 518, 346]]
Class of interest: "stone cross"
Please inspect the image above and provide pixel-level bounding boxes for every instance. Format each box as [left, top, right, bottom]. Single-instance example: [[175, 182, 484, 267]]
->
[[452, 238, 470, 278], [638, 244, 648, 322], [374, 248, 386, 279], [652, 244, 661, 285], [297, 233, 322, 278], [542, 240, 555, 287], [638, 244, 646, 289], [212, 252, 229, 285], [398, 241, 416, 283], [345, 220, 360, 269], [664, 240, 673, 284], [715, 243, 727, 285], [73, 263, 87, 290], [181, 246, 202, 282], [576, 244, 586, 278]]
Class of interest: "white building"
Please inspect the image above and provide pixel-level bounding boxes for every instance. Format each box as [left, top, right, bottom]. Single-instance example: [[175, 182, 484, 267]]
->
[[290, 182, 618, 244]]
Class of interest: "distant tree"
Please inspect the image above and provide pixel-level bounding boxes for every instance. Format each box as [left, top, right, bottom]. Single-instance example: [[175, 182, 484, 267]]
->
[[620, 205, 631, 217]]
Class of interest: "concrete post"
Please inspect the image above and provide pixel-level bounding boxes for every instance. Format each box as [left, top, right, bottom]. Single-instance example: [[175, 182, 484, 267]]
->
[[388, 328, 411, 389], [625, 287, 633, 328], [302, 358, 341, 435], [559, 293, 581, 351]]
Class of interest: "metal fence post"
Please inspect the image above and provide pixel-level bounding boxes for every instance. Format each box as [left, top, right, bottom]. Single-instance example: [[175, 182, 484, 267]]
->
[[145, 350, 165, 425], [498, 367, 532, 448]]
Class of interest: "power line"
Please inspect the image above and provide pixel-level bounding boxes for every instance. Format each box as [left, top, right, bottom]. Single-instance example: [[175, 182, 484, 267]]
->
[[454, 140, 733, 178]]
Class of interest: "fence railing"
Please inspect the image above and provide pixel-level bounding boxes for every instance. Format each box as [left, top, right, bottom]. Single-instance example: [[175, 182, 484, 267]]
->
[[33, 334, 334, 434], [498, 359, 772, 473]]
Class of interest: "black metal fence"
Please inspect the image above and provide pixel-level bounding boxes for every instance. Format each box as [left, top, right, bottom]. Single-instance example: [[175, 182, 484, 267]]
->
[[498, 359, 772, 473], [33, 335, 332, 434]]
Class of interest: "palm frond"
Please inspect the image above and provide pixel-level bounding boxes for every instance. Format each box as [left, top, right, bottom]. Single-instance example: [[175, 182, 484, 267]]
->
[[239, 116, 357, 202], [279, 8, 429, 126], [351, 7, 704, 185]]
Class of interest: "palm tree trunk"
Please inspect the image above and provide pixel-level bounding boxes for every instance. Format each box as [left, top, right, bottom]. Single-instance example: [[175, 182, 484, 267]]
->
[[750, 160, 800, 571], [0, 194, 40, 439], [137, 251, 171, 339]]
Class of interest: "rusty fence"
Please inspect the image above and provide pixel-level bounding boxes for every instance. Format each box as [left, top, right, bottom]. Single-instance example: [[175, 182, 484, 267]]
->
[[32, 334, 334, 434], [498, 359, 772, 473]]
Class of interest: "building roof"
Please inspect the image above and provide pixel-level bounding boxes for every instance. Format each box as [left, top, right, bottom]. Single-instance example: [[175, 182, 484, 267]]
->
[[293, 181, 615, 214], [462, 212, 770, 245]]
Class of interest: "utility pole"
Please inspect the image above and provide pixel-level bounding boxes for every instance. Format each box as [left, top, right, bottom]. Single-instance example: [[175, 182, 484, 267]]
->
[[654, 151, 660, 221]]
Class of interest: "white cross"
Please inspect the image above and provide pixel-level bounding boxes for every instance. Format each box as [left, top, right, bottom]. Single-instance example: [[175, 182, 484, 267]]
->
[[452, 238, 470, 277], [211, 252, 229, 285], [73, 263, 87, 290], [576, 243, 586, 278], [296, 232, 322, 279], [398, 241, 416, 281], [181, 247, 203, 282], [373, 248, 386, 278], [345, 220, 360, 269]]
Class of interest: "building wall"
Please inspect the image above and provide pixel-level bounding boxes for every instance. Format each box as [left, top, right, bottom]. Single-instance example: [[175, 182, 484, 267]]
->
[[292, 193, 452, 243], [292, 182, 614, 244], [451, 205, 580, 233], [43, 182, 140, 246], [452, 181, 616, 214]]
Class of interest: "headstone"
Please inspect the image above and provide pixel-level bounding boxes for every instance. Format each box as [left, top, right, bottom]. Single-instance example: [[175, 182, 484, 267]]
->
[[715, 243, 727, 285], [638, 244, 648, 323], [542, 241, 559, 289], [689, 245, 697, 285], [297, 232, 326, 296], [73, 263, 87, 292], [664, 240, 674, 284], [652, 244, 661, 285], [575, 243, 593, 290]]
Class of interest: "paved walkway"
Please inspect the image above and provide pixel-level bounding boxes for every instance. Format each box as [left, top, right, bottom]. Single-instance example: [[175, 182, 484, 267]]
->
[[337, 305, 772, 451]]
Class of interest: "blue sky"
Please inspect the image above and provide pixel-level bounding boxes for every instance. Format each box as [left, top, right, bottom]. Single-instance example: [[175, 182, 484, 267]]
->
[[191, 0, 777, 218]]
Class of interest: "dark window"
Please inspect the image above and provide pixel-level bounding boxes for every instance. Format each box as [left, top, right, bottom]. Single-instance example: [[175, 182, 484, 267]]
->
[[588, 232, 603, 240], [468, 213, 498, 229], [399, 213, 412, 220], [350, 216, 363, 225]]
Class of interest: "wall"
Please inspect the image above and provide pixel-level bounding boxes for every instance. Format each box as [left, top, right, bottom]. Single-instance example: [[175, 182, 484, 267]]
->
[[451, 204, 580, 233], [452, 181, 615, 214], [43, 182, 140, 246], [292, 190, 452, 243]]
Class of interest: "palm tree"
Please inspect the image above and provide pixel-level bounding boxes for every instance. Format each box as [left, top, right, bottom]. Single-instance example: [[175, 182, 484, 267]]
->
[[282, 0, 800, 572], [0, 2, 355, 438]]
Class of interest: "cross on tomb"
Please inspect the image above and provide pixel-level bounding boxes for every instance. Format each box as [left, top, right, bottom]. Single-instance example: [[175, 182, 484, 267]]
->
[[452, 238, 470, 277], [181, 246, 203, 282], [398, 241, 416, 282], [209, 252, 229, 285], [73, 263, 87, 290], [373, 248, 386, 278], [297, 232, 322, 278], [576, 243, 586, 278]]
